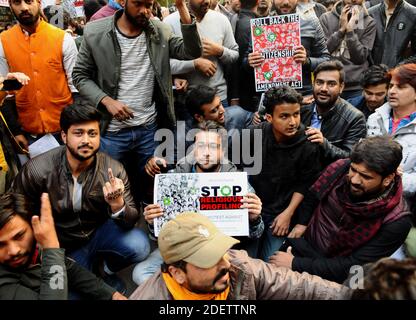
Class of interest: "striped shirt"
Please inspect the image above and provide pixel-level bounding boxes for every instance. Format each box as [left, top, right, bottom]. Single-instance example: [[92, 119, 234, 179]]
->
[[108, 28, 156, 131]]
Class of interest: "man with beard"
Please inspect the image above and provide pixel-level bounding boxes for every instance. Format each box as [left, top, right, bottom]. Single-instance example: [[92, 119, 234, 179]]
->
[[163, 0, 238, 107], [129, 212, 352, 300], [0, 0, 78, 152], [300, 60, 367, 166], [133, 121, 264, 285], [0, 193, 127, 300], [11, 101, 151, 291], [269, 136, 413, 284], [72, 0, 201, 203]]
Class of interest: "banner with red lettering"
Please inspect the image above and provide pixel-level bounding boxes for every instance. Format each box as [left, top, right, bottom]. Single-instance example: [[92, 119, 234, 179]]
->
[[154, 172, 249, 236], [250, 13, 302, 92]]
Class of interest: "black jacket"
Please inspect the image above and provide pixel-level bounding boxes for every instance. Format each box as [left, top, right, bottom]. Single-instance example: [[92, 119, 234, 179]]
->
[[301, 98, 367, 166], [0, 248, 115, 300], [369, 0, 416, 67], [249, 122, 322, 220], [11, 146, 139, 251]]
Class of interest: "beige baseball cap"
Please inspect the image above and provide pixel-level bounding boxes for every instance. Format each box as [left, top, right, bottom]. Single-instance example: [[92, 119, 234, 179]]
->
[[158, 212, 240, 269]]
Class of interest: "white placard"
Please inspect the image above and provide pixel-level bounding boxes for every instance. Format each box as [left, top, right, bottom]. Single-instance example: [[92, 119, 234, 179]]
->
[[154, 172, 249, 237]]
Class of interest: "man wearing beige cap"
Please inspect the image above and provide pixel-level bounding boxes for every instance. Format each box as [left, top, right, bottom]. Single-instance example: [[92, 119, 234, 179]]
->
[[129, 212, 352, 300]]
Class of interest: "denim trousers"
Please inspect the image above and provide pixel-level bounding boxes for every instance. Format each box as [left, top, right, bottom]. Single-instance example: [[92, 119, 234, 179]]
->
[[67, 219, 150, 273]]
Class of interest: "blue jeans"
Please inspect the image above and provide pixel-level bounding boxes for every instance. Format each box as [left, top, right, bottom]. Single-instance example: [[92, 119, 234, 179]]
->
[[132, 248, 163, 285], [257, 214, 286, 262], [100, 122, 158, 174], [67, 219, 150, 272]]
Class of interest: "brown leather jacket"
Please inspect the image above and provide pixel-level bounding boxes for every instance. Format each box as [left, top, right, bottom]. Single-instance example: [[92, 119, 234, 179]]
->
[[12, 146, 139, 251], [129, 250, 352, 300]]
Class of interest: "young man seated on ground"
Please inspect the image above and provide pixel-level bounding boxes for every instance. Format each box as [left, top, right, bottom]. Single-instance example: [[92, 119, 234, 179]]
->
[[0, 192, 126, 300], [270, 136, 412, 283], [129, 212, 352, 300], [248, 85, 322, 262], [133, 121, 263, 285]]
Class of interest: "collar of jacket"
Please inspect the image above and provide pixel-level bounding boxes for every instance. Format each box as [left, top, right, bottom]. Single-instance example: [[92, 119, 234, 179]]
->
[[108, 9, 161, 43]]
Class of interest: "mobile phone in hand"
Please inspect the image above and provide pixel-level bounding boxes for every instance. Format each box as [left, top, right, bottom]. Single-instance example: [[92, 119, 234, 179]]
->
[[1, 79, 23, 91]]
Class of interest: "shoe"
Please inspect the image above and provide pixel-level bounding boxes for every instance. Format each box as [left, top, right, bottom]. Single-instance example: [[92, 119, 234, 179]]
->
[[102, 273, 127, 295]]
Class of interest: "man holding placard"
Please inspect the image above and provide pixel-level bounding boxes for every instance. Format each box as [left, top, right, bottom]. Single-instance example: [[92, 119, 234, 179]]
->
[[132, 121, 263, 285]]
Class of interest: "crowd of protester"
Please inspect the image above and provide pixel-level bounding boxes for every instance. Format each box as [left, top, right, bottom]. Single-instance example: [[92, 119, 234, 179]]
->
[[0, 0, 415, 300]]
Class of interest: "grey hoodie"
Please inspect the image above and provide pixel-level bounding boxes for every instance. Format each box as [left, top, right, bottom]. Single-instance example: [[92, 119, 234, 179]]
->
[[319, 1, 376, 92]]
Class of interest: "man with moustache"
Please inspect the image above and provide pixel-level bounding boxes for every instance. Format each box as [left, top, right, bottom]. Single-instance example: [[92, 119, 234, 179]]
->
[[129, 212, 352, 300], [11, 101, 150, 290], [0, 0, 78, 151], [270, 136, 412, 284], [300, 60, 367, 166], [0, 193, 127, 300], [72, 0, 201, 203]]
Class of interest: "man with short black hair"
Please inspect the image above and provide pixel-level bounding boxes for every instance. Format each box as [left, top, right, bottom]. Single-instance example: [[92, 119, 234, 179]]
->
[[349, 64, 389, 119], [270, 136, 412, 283], [249, 86, 322, 261], [129, 212, 352, 300], [11, 101, 150, 291], [301, 60, 367, 165], [369, 0, 416, 68]]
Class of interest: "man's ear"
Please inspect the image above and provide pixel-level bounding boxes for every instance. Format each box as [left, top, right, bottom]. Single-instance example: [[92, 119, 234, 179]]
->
[[61, 130, 67, 144], [382, 172, 395, 188], [194, 114, 204, 123], [168, 266, 187, 285], [265, 113, 272, 123]]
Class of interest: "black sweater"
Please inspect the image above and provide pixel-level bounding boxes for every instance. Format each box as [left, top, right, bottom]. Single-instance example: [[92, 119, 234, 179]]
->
[[249, 122, 322, 221]]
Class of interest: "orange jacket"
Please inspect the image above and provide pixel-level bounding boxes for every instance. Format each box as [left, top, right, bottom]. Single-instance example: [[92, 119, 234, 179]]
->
[[1, 21, 72, 134]]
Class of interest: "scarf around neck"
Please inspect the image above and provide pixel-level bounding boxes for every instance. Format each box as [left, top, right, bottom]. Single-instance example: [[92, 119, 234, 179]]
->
[[162, 272, 230, 300]]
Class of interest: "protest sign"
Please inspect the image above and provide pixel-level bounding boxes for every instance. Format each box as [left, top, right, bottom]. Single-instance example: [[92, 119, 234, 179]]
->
[[154, 172, 249, 237], [250, 13, 302, 91]]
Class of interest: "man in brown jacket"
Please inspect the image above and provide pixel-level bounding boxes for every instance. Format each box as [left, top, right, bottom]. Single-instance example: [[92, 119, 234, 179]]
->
[[129, 212, 352, 300]]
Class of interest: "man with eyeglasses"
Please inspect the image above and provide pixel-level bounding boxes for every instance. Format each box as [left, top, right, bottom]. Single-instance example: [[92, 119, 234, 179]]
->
[[132, 120, 263, 286]]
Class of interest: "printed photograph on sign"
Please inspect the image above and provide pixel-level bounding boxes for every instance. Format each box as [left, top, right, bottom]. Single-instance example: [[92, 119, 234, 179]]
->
[[250, 13, 302, 92], [154, 172, 249, 237]]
